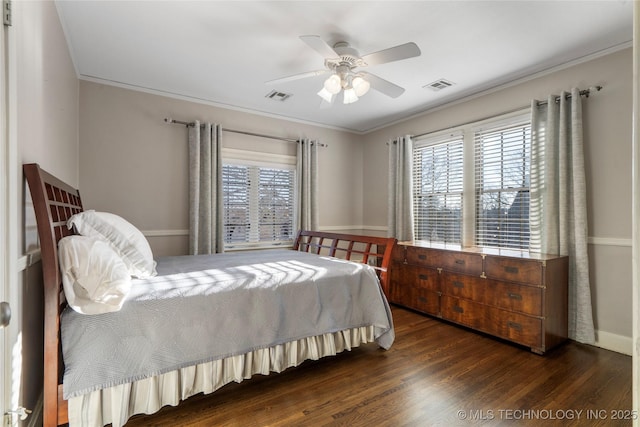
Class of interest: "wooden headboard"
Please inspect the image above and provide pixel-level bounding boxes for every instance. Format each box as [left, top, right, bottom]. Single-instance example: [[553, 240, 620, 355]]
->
[[293, 230, 396, 293], [24, 163, 83, 426]]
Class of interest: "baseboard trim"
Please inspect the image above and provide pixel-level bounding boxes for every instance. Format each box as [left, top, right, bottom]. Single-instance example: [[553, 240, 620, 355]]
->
[[587, 237, 632, 247], [142, 229, 189, 237], [594, 330, 632, 355], [17, 250, 41, 273]]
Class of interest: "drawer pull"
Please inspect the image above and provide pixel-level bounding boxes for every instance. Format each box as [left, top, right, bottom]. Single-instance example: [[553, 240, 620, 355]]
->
[[455, 259, 465, 265], [452, 281, 464, 288], [504, 266, 519, 274], [508, 292, 523, 300], [418, 254, 427, 260], [418, 296, 427, 303], [419, 274, 428, 280], [507, 321, 522, 331], [452, 305, 464, 313]]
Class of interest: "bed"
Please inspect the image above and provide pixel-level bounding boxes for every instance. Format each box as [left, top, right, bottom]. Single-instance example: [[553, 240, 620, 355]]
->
[[23, 163, 397, 427]]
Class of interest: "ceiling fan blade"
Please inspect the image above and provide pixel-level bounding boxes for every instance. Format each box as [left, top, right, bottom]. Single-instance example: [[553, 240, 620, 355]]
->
[[266, 69, 329, 84], [361, 42, 421, 67], [300, 35, 339, 59], [361, 72, 405, 98]]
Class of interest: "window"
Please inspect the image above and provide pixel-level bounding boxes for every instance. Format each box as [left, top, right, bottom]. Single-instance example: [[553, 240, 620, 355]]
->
[[413, 135, 464, 244], [412, 111, 531, 250], [475, 121, 531, 249], [222, 161, 295, 249]]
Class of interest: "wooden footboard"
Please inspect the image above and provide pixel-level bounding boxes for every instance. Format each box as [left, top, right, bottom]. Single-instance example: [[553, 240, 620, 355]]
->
[[24, 163, 396, 427]]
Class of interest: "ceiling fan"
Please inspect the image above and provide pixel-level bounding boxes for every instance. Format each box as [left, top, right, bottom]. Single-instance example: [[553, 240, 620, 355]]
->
[[267, 35, 421, 105]]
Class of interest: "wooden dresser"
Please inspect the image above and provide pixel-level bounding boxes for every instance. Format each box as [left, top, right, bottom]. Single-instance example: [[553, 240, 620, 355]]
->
[[389, 241, 568, 354]]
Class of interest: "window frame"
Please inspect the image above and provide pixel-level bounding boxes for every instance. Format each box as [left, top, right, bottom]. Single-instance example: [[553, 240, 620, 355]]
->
[[412, 131, 465, 245], [412, 109, 531, 249], [473, 118, 532, 250], [222, 148, 297, 251]]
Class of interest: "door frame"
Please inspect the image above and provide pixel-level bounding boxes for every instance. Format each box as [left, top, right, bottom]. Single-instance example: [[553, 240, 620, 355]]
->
[[632, 3, 640, 424], [2, 5, 20, 425]]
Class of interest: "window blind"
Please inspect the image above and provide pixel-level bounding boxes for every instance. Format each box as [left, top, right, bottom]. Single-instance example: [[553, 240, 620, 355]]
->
[[258, 168, 295, 243], [412, 136, 464, 244], [474, 121, 531, 249], [222, 165, 250, 243], [222, 164, 295, 247]]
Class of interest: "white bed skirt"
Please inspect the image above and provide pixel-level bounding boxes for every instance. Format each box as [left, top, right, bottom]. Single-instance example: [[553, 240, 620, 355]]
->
[[68, 326, 376, 427]]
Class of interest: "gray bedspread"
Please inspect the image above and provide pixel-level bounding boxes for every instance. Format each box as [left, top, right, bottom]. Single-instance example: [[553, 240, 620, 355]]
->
[[61, 249, 394, 399]]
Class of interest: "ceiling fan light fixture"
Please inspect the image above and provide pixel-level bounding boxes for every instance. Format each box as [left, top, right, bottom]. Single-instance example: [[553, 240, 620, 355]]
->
[[343, 88, 359, 104], [323, 74, 342, 94], [352, 76, 370, 97], [317, 87, 334, 103], [272, 36, 421, 107]]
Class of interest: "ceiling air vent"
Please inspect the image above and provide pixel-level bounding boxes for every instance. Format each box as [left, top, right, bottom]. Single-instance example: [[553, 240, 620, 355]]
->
[[265, 90, 292, 102], [424, 79, 455, 92]]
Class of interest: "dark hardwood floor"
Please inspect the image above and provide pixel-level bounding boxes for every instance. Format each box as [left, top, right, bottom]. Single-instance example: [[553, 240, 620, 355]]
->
[[125, 306, 632, 426]]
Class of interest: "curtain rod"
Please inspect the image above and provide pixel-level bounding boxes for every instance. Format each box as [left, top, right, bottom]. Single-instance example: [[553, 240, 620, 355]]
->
[[164, 118, 328, 147], [411, 85, 603, 140]]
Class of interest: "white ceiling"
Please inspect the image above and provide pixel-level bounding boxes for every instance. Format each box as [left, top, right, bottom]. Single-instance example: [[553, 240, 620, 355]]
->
[[55, 1, 633, 133]]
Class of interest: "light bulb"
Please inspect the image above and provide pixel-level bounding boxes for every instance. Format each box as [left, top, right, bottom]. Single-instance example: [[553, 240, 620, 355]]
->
[[352, 76, 370, 97], [317, 87, 334, 103], [323, 74, 342, 94], [343, 88, 359, 104]]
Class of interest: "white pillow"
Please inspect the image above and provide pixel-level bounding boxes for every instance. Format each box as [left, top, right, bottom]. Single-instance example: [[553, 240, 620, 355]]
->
[[67, 210, 157, 278], [58, 235, 132, 315]]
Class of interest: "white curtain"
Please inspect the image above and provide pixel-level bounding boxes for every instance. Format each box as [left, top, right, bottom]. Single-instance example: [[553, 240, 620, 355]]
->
[[188, 121, 224, 255], [296, 139, 318, 232], [530, 89, 595, 344], [388, 136, 414, 241]]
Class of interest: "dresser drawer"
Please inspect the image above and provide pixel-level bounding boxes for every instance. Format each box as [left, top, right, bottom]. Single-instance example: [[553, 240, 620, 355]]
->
[[392, 244, 406, 262], [405, 247, 440, 268], [406, 247, 482, 275], [392, 286, 440, 316], [441, 296, 542, 350], [483, 306, 543, 350], [484, 256, 543, 285], [441, 272, 543, 316], [441, 295, 485, 330], [393, 265, 439, 292]]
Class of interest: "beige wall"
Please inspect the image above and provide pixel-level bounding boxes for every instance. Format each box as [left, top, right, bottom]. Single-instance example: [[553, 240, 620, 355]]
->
[[363, 48, 633, 350], [14, 0, 79, 419], [78, 81, 364, 256], [17, 1, 79, 187]]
